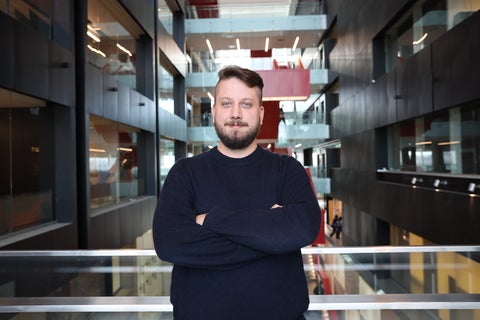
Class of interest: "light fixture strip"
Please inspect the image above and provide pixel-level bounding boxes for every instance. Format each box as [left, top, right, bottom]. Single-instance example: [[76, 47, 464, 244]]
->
[[292, 36, 299, 51], [438, 140, 460, 146], [413, 33, 428, 45], [207, 91, 214, 101], [206, 39, 214, 55], [265, 37, 269, 52], [87, 30, 101, 42], [236, 38, 241, 50], [87, 44, 106, 57], [116, 43, 132, 57]]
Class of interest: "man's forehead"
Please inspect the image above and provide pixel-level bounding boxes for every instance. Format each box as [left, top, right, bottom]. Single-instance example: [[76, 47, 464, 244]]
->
[[216, 79, 260, 98]]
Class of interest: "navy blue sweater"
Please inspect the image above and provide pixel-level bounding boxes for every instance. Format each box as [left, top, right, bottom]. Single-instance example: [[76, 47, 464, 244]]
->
[[153, 146, 321, 320]]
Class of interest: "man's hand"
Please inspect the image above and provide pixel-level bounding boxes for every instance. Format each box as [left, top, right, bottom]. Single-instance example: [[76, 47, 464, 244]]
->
[[196, 213, 207, 225]]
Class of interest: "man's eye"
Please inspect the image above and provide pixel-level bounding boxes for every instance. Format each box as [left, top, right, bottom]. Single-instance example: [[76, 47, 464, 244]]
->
[[241, 102, 252, 108], [221, 101, 232, 107]]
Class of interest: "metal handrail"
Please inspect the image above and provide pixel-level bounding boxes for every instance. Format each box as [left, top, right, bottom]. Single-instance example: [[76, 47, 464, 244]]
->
[[1, 294, 479, 313], [0, 245, 479, 256], [1, 247, 479, 313]]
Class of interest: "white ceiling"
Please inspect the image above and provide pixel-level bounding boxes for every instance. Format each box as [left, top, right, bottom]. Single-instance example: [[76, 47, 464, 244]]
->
[[185, 0, 324, 52]]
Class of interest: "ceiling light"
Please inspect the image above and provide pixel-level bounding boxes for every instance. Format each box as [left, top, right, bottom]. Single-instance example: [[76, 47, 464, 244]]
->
[[206, 39, 214, 55], [292, 36, 299, 51], [116, 43, 132, 57], [87, 44, 106, 57], [236, 38, 241, 50], [207, 91, 214, 101], [87, 30, 100, 42], [415, 141, 432, 145], [413, 33, 428, 45], [265, 37, 269, 52], [89, 148, 106, 153], [437, 141, 460, 146]]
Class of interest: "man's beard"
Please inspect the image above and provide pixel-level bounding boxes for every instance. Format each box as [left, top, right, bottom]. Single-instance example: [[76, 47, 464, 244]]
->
[[214, 120, 261, 150]]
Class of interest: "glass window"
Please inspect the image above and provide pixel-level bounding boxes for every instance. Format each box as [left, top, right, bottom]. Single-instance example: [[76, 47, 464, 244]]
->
[[0, 1, 73, 50], [0, 91, 54, 236], [384, 0, 447, 73], [157, 0, 173, 35], [89, 116, 144, 209], [158, 66, 174, 113], [87, 0, 143, 90], [159, 139, 175, 187], [382, 0, 480, 74], [387, 104, 480, 175], [1, 0, 52, 39]]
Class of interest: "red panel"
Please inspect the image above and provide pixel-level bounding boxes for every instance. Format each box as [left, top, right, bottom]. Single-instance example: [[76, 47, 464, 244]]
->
[[257, 100, 279, 141], [257, 69, 310, 100], [306, 167, 325, 246], [188, 0, 219, 18], [250, 50, 272, 58]]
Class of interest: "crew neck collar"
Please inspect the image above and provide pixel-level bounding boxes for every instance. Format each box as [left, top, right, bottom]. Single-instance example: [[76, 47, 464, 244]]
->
[[210, 145, 263, 166]]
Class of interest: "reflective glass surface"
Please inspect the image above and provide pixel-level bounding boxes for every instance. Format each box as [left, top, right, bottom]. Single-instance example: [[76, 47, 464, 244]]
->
[[87, 0, 141, 90], [387, 104, 480, 175], [384, 0, 480, 73], [89, 116, 144, 209], [0, 95, 54, 236], [0, 245, 479, 319]]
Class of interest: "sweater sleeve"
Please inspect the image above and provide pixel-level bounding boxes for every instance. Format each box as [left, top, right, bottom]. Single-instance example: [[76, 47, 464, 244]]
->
[[152, 161, 267, 270], [203, 157, 321, 254]]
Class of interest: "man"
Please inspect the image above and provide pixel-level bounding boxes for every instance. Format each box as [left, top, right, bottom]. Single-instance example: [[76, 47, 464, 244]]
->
[[152, 66, 321, 320]]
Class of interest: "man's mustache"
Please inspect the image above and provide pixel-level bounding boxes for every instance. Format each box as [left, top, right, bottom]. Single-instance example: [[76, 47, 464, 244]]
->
[[225, 120, 248, 126]]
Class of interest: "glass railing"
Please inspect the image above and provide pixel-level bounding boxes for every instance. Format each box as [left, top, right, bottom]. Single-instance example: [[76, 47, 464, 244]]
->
[[1, 246, 479, 319], [185, 1, 325, 19], [0, 0, 52, 39], [189, 111, 325, 128], [188, 48, 326, 76]]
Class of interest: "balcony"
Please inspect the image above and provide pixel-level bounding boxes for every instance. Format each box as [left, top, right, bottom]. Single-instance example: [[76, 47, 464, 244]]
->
[[188, 110, 329, 145], [1, 244, 479, 319]]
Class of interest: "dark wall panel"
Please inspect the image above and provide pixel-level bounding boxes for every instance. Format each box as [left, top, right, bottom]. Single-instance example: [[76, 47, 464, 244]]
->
[[139, 99, 149, 130], [328, 0, 411, 106], [120, 0, 155, 38], [105, 210, 121, 248], [85, 65, 103, 115], [103, 74, 119, 121], [90, 213, 107, 249], [88, 197, 156, 249], [395, 46, 433, 121], [49, 43, 75, 107], [432, 10, 480, 111], [130, 90, 141, 127], [0, 13, 14, 88], [117, 83, 131, 124], [371, 181, 480, 245], [54, 105, 77, 224], [14, 23, 49, 99], [119, 206, 134, 247], [327, 0, 480, 245], [368, 71, 396, 127]]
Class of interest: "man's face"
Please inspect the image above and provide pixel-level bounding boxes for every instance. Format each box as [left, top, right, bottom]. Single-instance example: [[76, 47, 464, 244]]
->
[[212, 77, 264, 150]]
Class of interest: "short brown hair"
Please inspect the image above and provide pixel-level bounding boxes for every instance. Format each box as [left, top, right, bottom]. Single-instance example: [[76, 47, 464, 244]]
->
[[214, 66, 264, 102]]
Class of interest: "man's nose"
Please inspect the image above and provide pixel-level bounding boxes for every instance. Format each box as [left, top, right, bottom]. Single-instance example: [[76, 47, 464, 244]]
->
[[230, 103, 242, 118]]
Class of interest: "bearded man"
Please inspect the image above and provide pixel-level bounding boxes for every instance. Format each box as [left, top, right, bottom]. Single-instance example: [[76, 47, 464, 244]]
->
[[152, 65, 321, 320]]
